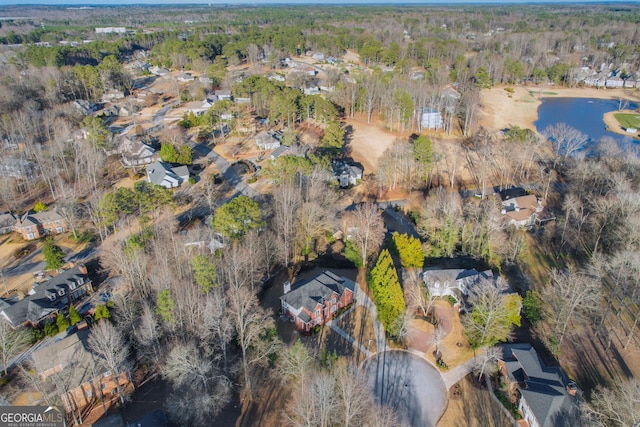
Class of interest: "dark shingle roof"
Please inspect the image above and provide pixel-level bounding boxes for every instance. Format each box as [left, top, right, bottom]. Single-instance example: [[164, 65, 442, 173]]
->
[[0, 265, 90, 327], [280, 271, 356, 315], [502, 343, 579, 427]]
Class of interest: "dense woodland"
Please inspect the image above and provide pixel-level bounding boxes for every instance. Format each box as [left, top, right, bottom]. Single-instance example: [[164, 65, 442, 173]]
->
[[0, 4, 639, 427]]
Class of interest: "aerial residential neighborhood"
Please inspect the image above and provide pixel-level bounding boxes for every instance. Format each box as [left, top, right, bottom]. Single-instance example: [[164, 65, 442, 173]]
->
[[0, 3, 638, 427]]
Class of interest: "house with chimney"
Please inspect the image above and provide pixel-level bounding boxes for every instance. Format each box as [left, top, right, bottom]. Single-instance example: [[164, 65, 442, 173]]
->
[[280, 270, 356, 332], [498, 343, 581, 427], [0, 264, 92, 328], [14, 210, 67, 240]]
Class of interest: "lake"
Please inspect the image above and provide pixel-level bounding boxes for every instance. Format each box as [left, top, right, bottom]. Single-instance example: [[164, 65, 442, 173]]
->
[[534, 97, 639, 149]]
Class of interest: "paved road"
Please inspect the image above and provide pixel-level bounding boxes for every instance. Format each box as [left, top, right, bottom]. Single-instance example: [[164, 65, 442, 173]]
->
[[193, 143, 258, 199], [3, 246, 74, 279], [362, 350, 448, 427]]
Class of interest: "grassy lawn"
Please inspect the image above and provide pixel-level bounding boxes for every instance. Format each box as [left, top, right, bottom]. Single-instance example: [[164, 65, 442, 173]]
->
[[614, 113, 640, 129]]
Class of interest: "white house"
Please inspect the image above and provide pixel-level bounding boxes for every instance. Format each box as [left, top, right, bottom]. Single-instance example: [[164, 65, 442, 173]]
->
[[147, 160, 189, 188], [422, 268, 494, 304], [95, 27, 126, 34], [605, 75, 624, 88], [421, 107, 443, 129], [214, 89, 232, 101], [255, 131, 281, 150]]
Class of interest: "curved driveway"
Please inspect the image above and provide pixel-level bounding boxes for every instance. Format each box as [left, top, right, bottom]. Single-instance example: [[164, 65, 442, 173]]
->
[[362, 350, 448, 427]]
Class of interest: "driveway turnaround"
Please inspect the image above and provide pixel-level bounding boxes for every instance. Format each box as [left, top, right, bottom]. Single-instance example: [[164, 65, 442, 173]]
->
[[362, 350, 447, 427]]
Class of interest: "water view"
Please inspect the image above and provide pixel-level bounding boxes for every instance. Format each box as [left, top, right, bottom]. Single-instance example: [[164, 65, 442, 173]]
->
[[534, 97, 639, 148]]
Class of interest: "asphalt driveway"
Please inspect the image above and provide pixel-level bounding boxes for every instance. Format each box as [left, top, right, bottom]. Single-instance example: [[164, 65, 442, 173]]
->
[[362, 350, 448, 427]]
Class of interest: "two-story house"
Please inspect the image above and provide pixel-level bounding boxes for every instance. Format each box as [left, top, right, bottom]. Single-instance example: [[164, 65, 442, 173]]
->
[[0, 264, 92, 328], [423, 268, 495, 306], [14, 210, 67, 240], [501, 194, 555, 228], [498, 343, 581, 427], [280, 270, 356, 332]]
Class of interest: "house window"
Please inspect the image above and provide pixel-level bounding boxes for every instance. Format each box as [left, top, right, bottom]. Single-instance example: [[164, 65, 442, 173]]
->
[[26, 226, 32, 232], [56, 227, 64, 233], [314, 309, 320, 317], [27, 233, 35, 240], [331, 298, 336, 305], [58, 289, 65, 296], [331, 305, 337, 313]]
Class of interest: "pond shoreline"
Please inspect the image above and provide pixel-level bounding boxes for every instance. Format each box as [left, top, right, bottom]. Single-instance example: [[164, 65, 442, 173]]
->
[[479, 86, 640, 134], [603, 110, 640, 140]]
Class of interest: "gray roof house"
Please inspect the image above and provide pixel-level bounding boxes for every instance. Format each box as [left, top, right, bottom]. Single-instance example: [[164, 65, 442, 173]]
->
[[0, 264, 92, 328], [423, 268, 499, 307], [120, 138, 158, 168], [331, 160, 363, 188], [255, 131, 281, 150], [280, 270, 356, 332], [147, 160, 189, 188], [499, 343, 581, 427], [214, 89, 232, 101], [0, 212, 15, 235]]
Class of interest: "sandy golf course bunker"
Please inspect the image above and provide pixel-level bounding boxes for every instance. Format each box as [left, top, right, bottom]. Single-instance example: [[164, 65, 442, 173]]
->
[[362, 350, 447, 427]]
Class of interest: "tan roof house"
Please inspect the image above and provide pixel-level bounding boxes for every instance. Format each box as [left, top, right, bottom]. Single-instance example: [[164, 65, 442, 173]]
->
[[501, 194, 554, 228], [31, 328, 133, 417]]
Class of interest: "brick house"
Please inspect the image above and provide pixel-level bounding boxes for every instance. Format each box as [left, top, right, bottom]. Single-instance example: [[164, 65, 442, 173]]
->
[[14, 210, 67, 240], [280, 270, 356, 332]]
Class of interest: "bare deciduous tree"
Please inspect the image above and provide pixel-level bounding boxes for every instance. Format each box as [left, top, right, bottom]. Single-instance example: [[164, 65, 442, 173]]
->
[[0, 321, 28, 376], [87, 321, 130, 406], [344, 202, 385, 268], [542, 269, 601, 349], [226, 284, 280, 398], [544, 123, 588, 167]]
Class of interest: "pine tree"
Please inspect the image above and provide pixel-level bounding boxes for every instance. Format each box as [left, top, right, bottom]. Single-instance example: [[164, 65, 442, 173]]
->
[[56, 314, 70, 333], [94, 304, 111, 321], [368, 249, 406, 336], [156, 289, 176, 324], [68, 305, 82, 326], [43, 237, 65, 271], [391, 233, 424, 269]]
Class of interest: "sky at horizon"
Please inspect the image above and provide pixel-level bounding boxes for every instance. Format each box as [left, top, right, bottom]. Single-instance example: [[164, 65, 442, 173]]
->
[[0, 0, 635, 6]]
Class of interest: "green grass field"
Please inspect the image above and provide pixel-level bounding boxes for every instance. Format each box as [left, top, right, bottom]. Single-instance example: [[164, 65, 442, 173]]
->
[[614, 113, 640, 129]]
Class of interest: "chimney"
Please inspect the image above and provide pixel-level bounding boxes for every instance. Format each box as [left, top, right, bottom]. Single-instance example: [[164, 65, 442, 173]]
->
[[78, 264, 88, 276]]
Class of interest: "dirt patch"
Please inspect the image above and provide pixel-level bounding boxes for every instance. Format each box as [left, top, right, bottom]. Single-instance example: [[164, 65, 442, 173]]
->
[[11, 392, 43, 406], [344, 116, 399, 173], [342, 49, 361, 65], [437, 374, 512, 427]]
